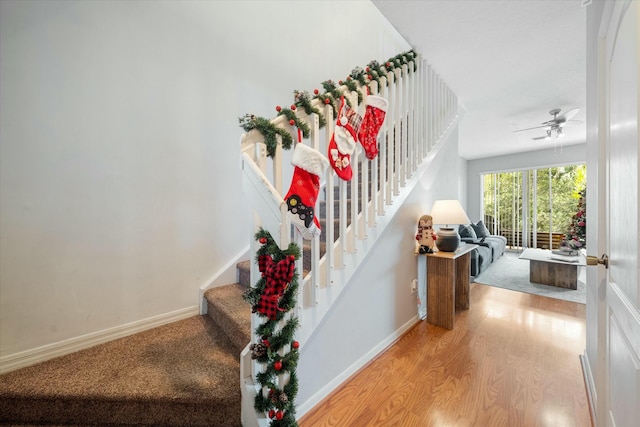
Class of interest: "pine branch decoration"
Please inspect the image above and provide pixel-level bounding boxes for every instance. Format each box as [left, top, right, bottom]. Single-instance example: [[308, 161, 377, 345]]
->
[[366, 60, 385, 88], [312, 90, 337, 118], [243, 228, 301, 426], [294, 90, 326, 129], [276, 106, 311, 139], [341, 79, 363, 104], [385, 50, 418, 76], [321, 79, 352, 109], [350, 66, 368, 87], [239, 114, 294, 158]]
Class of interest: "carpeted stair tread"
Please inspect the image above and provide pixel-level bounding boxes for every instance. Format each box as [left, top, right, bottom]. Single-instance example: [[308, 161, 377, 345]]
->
[[0, 315, 241, 426], [237, 260, 251, 287], [204, 284, 251, 355], [319, 218, 342, 243]]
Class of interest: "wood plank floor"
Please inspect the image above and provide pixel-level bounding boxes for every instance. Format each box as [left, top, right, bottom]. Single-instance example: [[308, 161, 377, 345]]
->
[[299, 283, 591, 427]]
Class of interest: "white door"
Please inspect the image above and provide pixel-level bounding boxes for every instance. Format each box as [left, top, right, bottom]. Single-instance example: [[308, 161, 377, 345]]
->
[[596, 1, 640, 426]]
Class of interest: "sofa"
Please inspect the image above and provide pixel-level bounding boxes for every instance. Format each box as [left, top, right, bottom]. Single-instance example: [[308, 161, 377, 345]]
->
[[458, 221, 507, 277]]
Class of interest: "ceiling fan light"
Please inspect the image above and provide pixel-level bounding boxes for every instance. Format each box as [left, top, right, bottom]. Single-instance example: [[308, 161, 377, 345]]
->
[[545, 130, 551, 140], [557, 128, 564, 138]]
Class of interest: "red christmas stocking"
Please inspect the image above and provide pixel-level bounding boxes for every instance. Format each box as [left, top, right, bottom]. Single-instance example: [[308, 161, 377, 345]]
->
[[358, 95, 388, 160], [328, 97, 360, 181], [284, 143, 329, 240]]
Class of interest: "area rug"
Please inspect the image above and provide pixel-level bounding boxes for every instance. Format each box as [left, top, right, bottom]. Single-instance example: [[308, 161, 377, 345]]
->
[[474, 251, 586, 304]]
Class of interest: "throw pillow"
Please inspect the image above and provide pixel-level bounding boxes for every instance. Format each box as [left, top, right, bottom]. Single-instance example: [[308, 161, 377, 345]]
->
[[472, 220, 491, 238], [458, 224, 477, 239]]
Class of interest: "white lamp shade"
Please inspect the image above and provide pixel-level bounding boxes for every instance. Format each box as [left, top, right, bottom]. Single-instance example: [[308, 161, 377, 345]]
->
[[430, 200, 471, 226]]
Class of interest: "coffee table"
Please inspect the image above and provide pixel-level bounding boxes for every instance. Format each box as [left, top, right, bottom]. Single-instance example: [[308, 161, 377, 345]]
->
[[518, 248, 586, 289]]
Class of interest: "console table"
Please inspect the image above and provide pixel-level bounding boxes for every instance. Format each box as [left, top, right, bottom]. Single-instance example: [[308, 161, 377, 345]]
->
[[423, 244, 477, 330]]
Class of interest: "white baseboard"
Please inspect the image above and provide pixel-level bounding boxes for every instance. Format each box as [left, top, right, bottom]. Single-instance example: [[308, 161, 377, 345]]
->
[[580, 351, 597, 426], [296, 316, 420, 418], [0, 306, 199, 374]]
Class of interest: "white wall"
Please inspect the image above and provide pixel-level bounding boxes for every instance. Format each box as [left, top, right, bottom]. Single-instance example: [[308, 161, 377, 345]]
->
[[298, 127, 466, 411], [0, 1, 410, 361], [465, 143, 587, 221]]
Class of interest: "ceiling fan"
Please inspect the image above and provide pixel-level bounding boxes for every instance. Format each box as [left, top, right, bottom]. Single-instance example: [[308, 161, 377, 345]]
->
[[513, 108, 581, 140]]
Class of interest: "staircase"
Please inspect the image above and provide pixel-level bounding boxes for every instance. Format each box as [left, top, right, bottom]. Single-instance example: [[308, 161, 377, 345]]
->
[[0, 53, 459, 427], [236, 54, 460, 425]]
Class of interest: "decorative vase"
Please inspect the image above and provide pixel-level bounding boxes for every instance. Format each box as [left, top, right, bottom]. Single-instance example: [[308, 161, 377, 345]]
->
[[435, 227, 460, 252]]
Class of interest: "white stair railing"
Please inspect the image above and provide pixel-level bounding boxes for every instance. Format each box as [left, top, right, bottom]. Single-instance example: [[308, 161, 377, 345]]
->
[[239, 55, 459, 426]]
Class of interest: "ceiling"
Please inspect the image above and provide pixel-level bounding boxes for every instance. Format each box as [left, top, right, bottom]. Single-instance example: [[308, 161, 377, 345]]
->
[[372, 0, 587, 160]]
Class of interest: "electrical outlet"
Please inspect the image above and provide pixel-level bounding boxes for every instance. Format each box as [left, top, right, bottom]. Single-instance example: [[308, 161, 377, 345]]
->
[[411, 279, 418, 294]]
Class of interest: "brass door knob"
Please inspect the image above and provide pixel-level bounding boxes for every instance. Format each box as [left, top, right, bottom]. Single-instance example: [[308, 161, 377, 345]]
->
[[586, 254, 609, 269]]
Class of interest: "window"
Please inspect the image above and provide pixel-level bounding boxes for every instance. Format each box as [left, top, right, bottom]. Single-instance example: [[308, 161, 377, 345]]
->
[[482, 164, 586, 250]]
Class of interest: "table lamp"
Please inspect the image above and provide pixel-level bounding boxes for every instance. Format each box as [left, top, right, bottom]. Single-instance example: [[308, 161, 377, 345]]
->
[[430, 199, 471, 252]]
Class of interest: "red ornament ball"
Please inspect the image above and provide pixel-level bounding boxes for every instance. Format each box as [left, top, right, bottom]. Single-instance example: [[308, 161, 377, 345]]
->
[[338, 80, 343, 85], [289, 119, 295, 126], [314, 89, 319, 95], [275, 105, 281, 112], [292, 340, 300, 349], [288, 255, 295, 261], [324, 98, 330, 105], [263, 339, 270, 347], [386, 62, 391, 67], [367, 74, 372, 80], [259, 237, 267, 244], [290, 104, 296, 111], [276, 411, 284, 421], [268, 409, 276, 419], [274, 361, 283, 371], [366, 67, 370, 72]]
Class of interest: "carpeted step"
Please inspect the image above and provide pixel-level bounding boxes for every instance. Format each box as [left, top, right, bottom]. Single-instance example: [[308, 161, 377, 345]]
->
[[204, 284, 251, 356], [318, 199, 354, 219], [318, 217, 342, 243], [0, 315, 241, 426], [237, 259, 251, 287]]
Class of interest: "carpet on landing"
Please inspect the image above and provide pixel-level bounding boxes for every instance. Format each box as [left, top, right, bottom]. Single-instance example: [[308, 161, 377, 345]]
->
[[473, 251, 586, 305]]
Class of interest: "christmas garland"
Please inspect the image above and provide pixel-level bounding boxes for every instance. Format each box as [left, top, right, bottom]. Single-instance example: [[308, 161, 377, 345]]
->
[[239, 114, 294, 158], [239, 49, 417, 158], [293, 90, 326, 129], [341, 79, 362, 104], [365, 60, 385, 88], [275, 104, 310, 139], [243, 228, 301, 426]]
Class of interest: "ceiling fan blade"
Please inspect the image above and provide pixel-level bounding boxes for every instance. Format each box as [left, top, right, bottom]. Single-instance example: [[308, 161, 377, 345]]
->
[[513, 124, 547, 133], [563, 119, 584, 126], [558, 108, 580, 121]]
